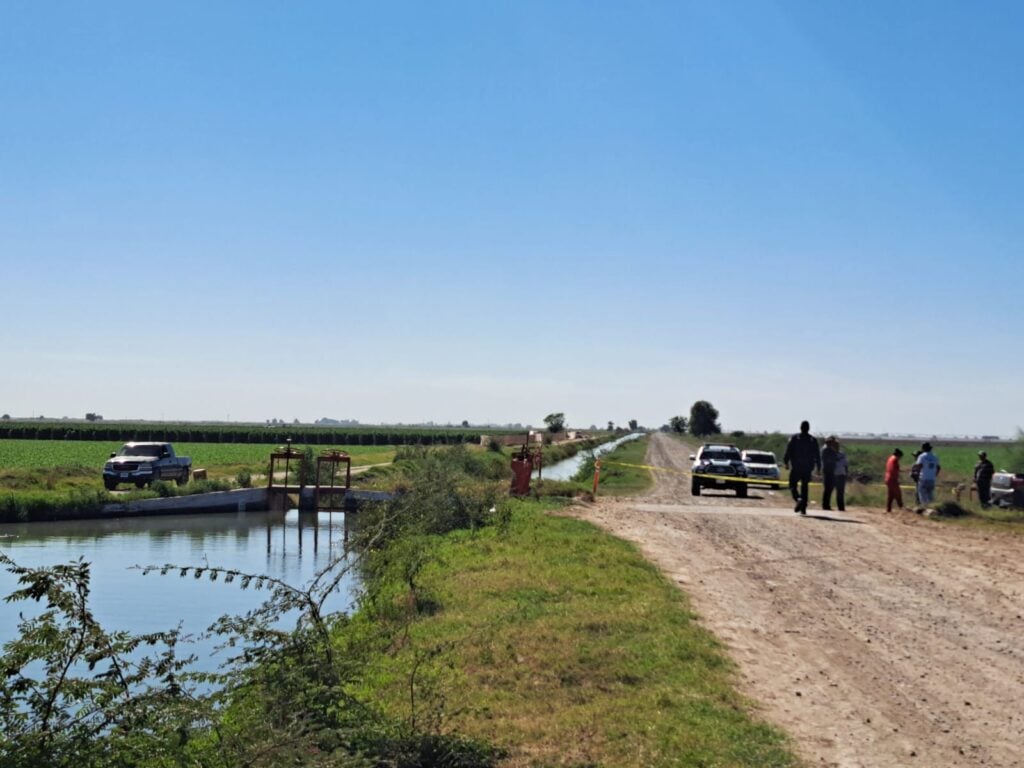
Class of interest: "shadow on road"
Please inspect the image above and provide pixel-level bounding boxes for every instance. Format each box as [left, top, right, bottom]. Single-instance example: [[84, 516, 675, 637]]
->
[[800, 513, 864, 525]]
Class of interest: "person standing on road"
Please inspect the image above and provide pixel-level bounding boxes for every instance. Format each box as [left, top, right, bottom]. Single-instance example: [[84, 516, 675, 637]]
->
[[821, 436, 841, 511], [783, 420, 820, 514], [885, 448, 904, 512], [832, 438, 849, 512], [909, 450, 922, 505], [974, 451, 995, 508], [913, 442, 941, 506]]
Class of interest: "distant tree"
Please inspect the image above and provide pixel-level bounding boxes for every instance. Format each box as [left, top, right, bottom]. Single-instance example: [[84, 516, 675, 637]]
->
[[461, 420, 469, 428], [628, 419, 638, 431], [607, 421, 615, 431], [689, 401, 721, 437], [85, 413, 103, 422], [669, 415, 688, 434], [1, 414, 9, 420], [544, 413, 566, 433]]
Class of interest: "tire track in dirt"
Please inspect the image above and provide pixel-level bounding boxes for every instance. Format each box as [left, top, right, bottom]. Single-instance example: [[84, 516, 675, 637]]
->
[[573, 433, 1024, 768]]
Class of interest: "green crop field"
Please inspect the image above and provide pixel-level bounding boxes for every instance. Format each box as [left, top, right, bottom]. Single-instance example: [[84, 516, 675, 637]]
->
[[0, 440, 395, 471]]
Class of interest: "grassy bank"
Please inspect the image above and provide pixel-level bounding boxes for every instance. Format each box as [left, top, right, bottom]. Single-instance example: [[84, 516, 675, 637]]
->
[[531, 436, 653, 499], [362, 498, 796, 767], [586, 435, 654, 496]]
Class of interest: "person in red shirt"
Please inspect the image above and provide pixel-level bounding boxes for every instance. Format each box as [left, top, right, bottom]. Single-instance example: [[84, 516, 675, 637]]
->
[[885, 448, 904, 512]]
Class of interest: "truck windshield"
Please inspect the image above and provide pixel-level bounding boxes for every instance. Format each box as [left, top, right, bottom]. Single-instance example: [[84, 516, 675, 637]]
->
[[745, 453, 775, 464], [703, 450, 740, 461], [117, 444, 163, 457]]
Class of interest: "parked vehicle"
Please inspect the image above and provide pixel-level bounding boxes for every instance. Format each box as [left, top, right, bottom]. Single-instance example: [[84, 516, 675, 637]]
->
[[690, 443, 748, 497], [741, 450, 781, 487], [103, 442, 191, 490], [990, 471, 1024, 508]]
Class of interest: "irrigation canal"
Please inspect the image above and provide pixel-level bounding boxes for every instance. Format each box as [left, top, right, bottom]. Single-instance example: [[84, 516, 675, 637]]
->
[[535, 432, 643, 481], [0, 508, 360, 672]]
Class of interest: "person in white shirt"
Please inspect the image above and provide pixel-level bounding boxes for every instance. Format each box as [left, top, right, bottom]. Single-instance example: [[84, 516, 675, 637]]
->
[[912, 442, 941, 505]]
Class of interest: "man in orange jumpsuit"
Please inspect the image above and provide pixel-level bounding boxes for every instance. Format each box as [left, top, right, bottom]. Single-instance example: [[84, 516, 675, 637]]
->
[[885, 448, 904, 512]]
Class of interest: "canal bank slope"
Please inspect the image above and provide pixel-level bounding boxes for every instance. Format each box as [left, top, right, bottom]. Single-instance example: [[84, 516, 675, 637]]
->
[[573, 432, 1024, 768]]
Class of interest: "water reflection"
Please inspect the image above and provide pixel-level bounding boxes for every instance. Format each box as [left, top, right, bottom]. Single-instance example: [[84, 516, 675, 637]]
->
[[0, 510, 361, 669]]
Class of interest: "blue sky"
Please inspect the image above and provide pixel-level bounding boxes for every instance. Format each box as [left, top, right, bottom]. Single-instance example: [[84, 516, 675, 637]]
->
[[2, 2, 1022, 436]]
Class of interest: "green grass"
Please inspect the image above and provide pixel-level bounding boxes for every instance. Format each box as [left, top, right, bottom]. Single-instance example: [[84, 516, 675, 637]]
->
[[948, 505, 1024, 529], [592, 436, 654, 496], [361, 499, 797, 767]]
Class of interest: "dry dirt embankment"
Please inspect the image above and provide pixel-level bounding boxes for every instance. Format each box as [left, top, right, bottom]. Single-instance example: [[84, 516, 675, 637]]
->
[[574, 432, 1024, 768]]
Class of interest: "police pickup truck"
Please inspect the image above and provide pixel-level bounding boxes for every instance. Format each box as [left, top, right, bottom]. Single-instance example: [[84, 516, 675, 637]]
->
[[103, 442, 192, 490], [689, 443, 749, 497]]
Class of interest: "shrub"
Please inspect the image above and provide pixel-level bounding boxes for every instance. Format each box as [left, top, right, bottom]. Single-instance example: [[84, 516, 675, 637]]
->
[[0, 488, 109, 523], [152, 480, 175, 498]]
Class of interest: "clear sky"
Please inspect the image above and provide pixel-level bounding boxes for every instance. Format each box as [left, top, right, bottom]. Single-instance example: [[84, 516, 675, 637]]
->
[[2, 2, 1022, 436]]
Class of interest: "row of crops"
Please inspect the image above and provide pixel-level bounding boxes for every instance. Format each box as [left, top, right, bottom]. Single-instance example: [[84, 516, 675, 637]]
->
[[0, 421, 517, 446]]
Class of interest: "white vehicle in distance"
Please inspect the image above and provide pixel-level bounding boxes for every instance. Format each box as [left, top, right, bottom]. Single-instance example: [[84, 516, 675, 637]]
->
[[740, 450, 781, 488]]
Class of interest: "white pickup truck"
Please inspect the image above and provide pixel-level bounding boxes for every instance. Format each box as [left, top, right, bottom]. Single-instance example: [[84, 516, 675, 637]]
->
[[103, 442, 192, 490]]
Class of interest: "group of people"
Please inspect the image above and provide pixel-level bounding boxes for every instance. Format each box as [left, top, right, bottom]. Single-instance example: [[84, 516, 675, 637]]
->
[[782, 421, 991, 515], [782, 421, 848, 514], [883, 442, 942, 511]]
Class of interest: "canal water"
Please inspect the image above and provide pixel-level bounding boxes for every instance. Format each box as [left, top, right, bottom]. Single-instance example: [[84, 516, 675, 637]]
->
[[535, 433, 643, 481], [0, 510, 359, 670]]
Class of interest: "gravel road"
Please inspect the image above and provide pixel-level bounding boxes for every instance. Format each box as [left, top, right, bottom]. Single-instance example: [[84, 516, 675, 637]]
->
[[573, 433, 1024, 768]]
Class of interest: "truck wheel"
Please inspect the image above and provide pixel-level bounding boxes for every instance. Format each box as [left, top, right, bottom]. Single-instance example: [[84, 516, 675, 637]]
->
[[176, 469, 190, 487], [104, 478, 118, 491], [691, 479, 701, 496], [736, 484, 748, 498]]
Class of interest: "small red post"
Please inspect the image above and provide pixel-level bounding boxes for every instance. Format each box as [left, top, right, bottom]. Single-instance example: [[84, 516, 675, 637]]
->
[[592, 458, 601, 495]]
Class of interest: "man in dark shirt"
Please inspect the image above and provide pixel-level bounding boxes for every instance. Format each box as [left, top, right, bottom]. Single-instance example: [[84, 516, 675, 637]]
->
[[821, 435, 840, 511], [783, 420, 821, 515], [974, 451, 995, 508]]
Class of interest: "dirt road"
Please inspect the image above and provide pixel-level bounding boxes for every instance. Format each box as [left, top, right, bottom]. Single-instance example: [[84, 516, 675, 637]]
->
[[574, 433, 1024, 768]]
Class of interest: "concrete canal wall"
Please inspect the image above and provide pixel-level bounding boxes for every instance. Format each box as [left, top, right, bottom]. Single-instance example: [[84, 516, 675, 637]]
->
[[100, 488, 394, 518]]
